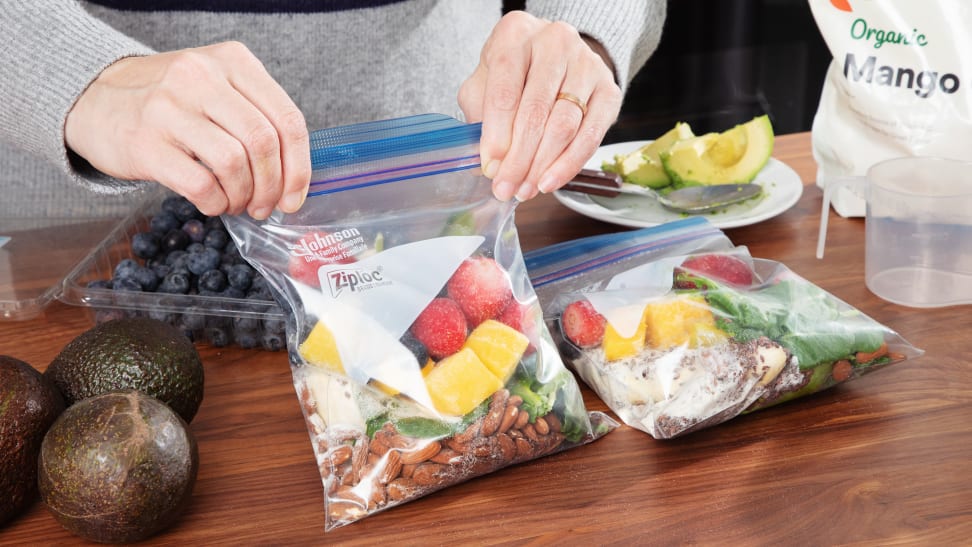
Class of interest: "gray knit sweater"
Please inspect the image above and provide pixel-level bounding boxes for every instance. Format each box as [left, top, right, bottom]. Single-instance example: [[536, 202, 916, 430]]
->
[[0, 1, 664, 219]]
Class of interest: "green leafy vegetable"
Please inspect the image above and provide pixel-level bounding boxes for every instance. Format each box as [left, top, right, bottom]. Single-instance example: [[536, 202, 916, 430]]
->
[[703, 279, 887, 370]]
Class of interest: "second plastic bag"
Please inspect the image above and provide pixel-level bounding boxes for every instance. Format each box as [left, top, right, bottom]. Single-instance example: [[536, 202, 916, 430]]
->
[[223, 114, 612, 531], [525, 218, 923, 439]]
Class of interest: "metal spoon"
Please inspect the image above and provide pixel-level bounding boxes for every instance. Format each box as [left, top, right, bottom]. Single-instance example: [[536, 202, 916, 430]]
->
[[561, 168, 763, 214]]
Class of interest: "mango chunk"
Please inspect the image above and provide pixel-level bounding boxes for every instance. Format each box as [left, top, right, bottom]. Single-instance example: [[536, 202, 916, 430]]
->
[[643, 295, 724, 349], [602, 311, 648, 361], [462, 320, 529, 382], [298, 321, 345, 373], [424, 348, 503, 416]]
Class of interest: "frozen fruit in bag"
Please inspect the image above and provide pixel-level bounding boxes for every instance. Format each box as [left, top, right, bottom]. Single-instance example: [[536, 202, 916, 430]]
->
[[462, 319, 529, 382], [547, 247, 921, 439], [424, 347, 505, 416], [673, 253, 754, 289], [447, 256, 513, 325], [561, 300, 606, 348], [410, 298, 468, 360], [222, 113, 611, 532]]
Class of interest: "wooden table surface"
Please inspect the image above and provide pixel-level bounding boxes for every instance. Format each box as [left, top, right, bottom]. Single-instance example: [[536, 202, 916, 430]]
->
[[2, 132, 970, 545]]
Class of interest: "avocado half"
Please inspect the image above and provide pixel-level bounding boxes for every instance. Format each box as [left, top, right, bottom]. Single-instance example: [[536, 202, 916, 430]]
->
[[660, 115, 774, 188], [612, 122, 695, 189]]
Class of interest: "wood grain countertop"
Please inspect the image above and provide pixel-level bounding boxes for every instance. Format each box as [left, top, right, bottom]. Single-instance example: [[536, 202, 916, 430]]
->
[[2, 132, 970, 545]]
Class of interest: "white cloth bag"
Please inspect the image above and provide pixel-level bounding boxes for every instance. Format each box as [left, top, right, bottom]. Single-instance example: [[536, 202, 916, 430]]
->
[[809, 0, 972, 217]]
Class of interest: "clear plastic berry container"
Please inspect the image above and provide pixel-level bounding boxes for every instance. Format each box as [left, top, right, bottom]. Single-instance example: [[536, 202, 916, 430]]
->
[[58, 189, 287, 350]]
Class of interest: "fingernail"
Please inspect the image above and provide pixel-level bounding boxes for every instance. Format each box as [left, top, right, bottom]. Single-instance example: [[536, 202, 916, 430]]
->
[[483, 159, 500, 179], [538, 175, 558, 194], [251, 206, 272, 220], [514, 182, 535, 202], [493, 180, 516, 201], [280, 191, 306, 213]]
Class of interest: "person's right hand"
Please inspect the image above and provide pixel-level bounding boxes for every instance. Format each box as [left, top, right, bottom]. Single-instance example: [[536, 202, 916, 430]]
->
[[65, 41, 311, 220]]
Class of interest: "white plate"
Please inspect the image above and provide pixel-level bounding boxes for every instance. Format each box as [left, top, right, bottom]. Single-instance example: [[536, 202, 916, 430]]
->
[[553, 140, 804, 229]]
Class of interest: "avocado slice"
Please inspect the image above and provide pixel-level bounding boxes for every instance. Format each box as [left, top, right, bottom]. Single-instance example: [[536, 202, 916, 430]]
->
[[613, 122, 694, 189], [660, 115, 774, 188]]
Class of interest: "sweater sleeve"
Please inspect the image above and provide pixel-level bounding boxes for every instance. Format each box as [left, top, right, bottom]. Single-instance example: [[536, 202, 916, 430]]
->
[[0, 1, 155, 192], [526, 0, 666, 91]]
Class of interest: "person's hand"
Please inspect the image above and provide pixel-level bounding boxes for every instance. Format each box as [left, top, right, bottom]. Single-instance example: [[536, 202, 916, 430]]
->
[[458, 11, 623, 202], [65, 41, 311, 220]]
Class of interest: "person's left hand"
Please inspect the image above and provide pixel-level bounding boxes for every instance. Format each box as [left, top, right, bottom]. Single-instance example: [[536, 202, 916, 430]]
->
[[458, 11, 623, 202]]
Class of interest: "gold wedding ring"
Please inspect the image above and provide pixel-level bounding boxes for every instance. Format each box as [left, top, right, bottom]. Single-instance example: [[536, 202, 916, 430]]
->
[[556, 92, 588, 117]]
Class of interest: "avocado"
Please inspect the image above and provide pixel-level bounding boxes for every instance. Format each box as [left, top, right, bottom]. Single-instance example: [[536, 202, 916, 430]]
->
[[0, 356, 65, 525], [45, 317, 204, 422], [615, 122, 695, 189], [660, 115, 774, 188], [38, 390, 198, 543]]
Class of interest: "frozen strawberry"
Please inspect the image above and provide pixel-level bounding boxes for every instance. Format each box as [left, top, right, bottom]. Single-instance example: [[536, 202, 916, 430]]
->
[[674, 253, 754, 289], [497, 298, 538, 354], [410, 297, 468, 360], [446, 256, 513, 326], [561, 299, 606, 348], [288, 230, 356, 287]]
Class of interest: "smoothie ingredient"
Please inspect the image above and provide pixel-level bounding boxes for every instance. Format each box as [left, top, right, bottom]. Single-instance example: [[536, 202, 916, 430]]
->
[[660, 115, 775, 187], [45, 317, 205, 422], [0, 356, 65, 525], [446, 256, 513, 325], [603, 122, 695, 188], [674, 253, 755, 289], [561, 299, 606, 348], [410, 297, 468, 360], [38, 390, 197, 543]]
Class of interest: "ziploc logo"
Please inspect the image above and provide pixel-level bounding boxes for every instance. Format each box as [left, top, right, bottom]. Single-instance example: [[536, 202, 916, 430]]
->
[[327, 266, 389, 297], [830, 0, 852, 12]]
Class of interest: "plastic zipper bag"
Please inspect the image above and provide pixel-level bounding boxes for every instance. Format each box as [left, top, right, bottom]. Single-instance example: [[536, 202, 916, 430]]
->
[[222, 114, 613, 530], [524, 219, 923, 439]]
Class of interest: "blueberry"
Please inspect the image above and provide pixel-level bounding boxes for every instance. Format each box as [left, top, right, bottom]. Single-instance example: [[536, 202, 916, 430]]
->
[[262, 316, 286, 335], [113, 258, 140, 279], [232, 316, 260, 332], [112, 276, 142, 292], [147, 309, 176, 325], [179, 309, 207, 331], [186, 242, 205, 255], [246, 286, 274, 302], [226, 264, 254, 290], [203, 228, 229, 250], [197, 269, 227, 292], [158, 272, 190, 294], [204, 326, 231, 347], [161, 195, 187, 215], [234, 330, 260, 349], [131, 265, 160, 291], [182, 219, 206, 243], [164, 249, 187, 265], [86, 279, 112, 290], [204, 216, 225, 232], [161, 229, 190, 253], [261, 330, 286, 351], [221, 286, 246, 299], [187, 248, 221, 275], [152, 263, 172, 279], [131, 231, 161, 259], [173, 198, 203, 222], [400, 331, 429, 365], [150, 210, 182, 235]]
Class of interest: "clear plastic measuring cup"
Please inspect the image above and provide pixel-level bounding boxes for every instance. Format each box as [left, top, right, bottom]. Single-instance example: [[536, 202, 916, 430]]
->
[[817, 156, 972, 308]]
